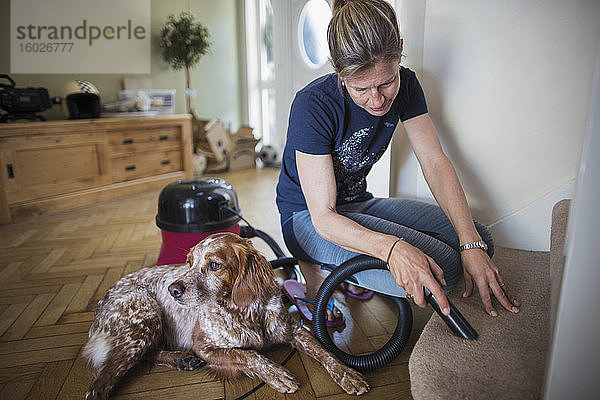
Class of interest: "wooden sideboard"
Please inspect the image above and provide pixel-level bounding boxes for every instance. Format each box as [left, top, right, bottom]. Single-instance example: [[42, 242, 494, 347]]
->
[[0, 114, 193, 224]]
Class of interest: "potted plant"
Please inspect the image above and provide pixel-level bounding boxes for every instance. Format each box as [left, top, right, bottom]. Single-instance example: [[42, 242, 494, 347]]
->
[[159, 11, 211, 117]]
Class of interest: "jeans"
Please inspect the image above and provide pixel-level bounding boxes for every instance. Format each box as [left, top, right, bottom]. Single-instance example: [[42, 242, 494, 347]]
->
[[281, 198, 494, 298]]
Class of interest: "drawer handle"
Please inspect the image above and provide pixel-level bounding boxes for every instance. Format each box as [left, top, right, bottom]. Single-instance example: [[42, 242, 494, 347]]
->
[[125, 165, 136, 171], [122, 139, 134, 144], [161, 160, 171, 165], [159, 135, 169, 141], [6, 164, 15, 179]]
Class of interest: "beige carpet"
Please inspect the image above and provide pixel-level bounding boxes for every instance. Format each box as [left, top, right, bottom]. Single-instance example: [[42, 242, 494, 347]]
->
[[549, 199, 570, 329], [409, 247, 551, 400], [409, 200, 570, 400]]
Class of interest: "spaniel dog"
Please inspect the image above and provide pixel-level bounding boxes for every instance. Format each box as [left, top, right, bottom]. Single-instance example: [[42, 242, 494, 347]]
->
[[83, 232, 369, 399]]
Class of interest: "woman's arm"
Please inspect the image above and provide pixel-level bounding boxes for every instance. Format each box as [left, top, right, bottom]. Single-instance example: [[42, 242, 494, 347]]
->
[[296, 150, 451, 313], [403, 113, 520, 316], [403, 114, 481, 245]]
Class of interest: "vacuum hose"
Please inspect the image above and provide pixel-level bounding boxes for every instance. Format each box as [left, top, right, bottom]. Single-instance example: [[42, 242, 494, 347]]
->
[[240, 225, 286, 258], [312, 255, 413, 371], [238, 219, 477, 372]]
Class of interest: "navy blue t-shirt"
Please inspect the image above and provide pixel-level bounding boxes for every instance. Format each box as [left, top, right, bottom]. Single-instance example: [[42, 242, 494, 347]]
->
[[276, 66, 428, 216]]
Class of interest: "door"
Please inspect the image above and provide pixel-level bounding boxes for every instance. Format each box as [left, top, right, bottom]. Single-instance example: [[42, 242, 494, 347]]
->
[[273, 0, 333, 152], [245, 0, 333, 153], [245, 0, 397, 197], [285, 0, 393, 197], [288, 0, 333, 98]]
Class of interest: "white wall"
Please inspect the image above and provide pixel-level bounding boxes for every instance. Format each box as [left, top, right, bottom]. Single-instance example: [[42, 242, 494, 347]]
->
[[188, 0, 241, 129], [394, 0, 600, 250], [0, 0, 242, 129], [544, 42, 600, 400]]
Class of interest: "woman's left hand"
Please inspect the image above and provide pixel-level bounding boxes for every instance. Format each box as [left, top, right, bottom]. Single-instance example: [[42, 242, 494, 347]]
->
[[461, 249, 520, 316]]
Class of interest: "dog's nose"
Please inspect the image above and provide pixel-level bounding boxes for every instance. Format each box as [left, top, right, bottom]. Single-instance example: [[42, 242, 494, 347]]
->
[[168, 282, 185, 299]]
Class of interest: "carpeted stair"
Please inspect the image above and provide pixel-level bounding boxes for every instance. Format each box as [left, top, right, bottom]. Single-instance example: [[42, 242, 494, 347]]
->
[[408, 199, 570, 400]]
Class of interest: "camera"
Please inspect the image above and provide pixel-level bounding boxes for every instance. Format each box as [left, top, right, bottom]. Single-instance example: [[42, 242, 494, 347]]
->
[[0, 74, 56, 122]]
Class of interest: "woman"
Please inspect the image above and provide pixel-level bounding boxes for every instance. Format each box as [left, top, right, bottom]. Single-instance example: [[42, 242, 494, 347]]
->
[[276, 0, 519, 325]]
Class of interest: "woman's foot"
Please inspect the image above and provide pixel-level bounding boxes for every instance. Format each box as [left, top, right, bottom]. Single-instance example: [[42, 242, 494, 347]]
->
[[297, 261, 344, 324], [303, 282, 344, 325], [308, 298, 344, 322], [282, 280, 345, 327], [339, 282, 374, 300]]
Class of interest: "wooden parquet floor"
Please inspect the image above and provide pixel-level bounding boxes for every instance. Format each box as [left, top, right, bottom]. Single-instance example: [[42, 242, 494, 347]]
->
[[0, 168, 432, 399]]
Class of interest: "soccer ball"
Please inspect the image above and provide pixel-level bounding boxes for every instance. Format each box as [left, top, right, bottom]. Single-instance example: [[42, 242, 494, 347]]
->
[[258, 145, 280, 167]]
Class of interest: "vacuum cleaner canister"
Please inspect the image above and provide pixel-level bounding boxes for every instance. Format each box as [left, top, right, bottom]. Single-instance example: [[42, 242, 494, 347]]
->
[[155, 177, 242, 265]]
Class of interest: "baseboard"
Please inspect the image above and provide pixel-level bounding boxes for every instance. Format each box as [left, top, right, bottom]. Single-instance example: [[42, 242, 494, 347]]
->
[[489, 180, 574, 251]]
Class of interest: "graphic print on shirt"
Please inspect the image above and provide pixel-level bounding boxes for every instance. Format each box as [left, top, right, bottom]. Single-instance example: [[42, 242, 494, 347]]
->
[[332, 125, 388, 203]]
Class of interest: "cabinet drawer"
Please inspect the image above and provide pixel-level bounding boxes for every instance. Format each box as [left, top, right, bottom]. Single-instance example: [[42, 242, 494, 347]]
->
[[109, 127, 181, 156], [2, 135, 109, 203], [111, 150, 182, 182]]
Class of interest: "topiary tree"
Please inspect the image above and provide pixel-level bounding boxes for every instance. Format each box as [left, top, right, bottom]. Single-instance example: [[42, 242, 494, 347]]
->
[[159, 11, 211, 116]]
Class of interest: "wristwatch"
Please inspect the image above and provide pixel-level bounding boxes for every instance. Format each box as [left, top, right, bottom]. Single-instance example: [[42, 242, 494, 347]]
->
[[459, 240, 488, 252]]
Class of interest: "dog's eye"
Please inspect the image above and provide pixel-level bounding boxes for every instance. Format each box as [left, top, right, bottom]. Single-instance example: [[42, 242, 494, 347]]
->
[[207, 261, 222, 271]]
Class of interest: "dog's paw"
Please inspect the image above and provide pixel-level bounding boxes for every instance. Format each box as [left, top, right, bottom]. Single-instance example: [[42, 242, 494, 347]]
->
[[85, 389, 105, 400], [85, 390, 95, 400], [334, 368, 370, 395], [176, 356, 206, 371], [266, 369, 301, 393]]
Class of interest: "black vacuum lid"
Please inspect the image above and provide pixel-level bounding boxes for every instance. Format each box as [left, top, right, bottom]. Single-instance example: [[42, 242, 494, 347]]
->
[[156, 177, 242, 233]]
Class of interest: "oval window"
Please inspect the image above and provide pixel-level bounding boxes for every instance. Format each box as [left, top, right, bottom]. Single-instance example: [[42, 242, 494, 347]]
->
[[298, 0, 332, 69]]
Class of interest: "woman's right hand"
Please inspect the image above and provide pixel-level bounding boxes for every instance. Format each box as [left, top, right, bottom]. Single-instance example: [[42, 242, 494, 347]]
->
[[295, 151, 450, 312], [386, 239, 451, 315]]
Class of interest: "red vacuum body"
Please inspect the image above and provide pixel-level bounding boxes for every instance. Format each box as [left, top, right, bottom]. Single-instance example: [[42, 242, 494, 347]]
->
[[155, 178, 242, 265]]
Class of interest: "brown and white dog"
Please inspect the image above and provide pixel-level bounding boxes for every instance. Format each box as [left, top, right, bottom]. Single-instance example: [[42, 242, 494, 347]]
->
[[83, 232, 369, 399]]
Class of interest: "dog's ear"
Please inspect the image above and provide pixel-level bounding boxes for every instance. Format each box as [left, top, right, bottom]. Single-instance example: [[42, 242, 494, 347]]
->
[[231, 240, 274, 309]]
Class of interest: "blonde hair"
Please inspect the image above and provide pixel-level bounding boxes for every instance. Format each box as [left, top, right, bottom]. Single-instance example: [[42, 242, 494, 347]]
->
[[328, 0, 403, 83]]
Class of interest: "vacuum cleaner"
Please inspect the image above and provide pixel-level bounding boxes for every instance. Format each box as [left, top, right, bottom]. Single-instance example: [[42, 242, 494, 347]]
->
[[155, 177, 477, 372], [155, 178, 243, 266]]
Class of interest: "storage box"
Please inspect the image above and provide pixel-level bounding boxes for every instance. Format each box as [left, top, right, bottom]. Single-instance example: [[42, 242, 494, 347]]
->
[[229, 125, 259, 171], [204, 119, 231, 163], [118, 89, 176, 114]]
